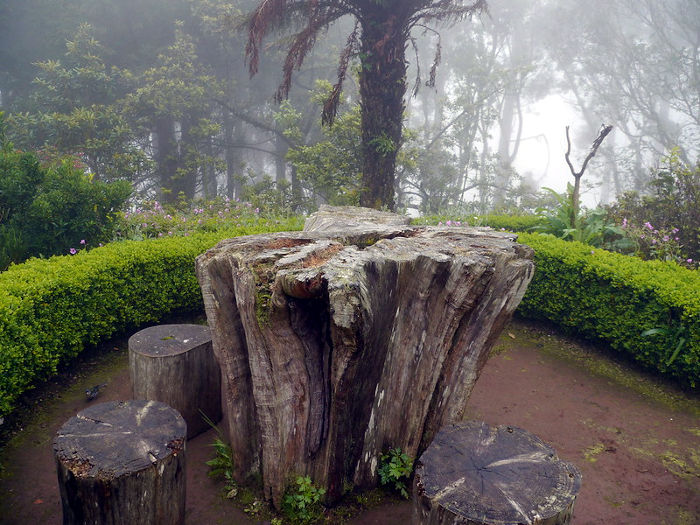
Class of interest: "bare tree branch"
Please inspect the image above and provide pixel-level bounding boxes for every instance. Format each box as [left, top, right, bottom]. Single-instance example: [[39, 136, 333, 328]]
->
[[565, 123, 613, 225]]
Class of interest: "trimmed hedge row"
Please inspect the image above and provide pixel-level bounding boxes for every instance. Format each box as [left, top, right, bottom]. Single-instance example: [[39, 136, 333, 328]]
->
[[516, 232, 700, 387], [412, 214, 544, 232], [0, 220, 301, 417], [1, 215, 696, 417]]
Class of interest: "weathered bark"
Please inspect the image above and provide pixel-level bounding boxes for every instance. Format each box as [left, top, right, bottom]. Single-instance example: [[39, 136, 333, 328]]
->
[[54, 400, 186, 525], [303, 204, 412, 232], [129, 324, 221, 439], [195, 206, 534, 508], [413, 421, 582, 525]]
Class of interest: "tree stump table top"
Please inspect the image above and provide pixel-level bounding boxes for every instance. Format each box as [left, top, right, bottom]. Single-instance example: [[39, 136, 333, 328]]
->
[[414, 421, 582, 525], [128, 324, 211, 358], [54, 400, 186, 480]]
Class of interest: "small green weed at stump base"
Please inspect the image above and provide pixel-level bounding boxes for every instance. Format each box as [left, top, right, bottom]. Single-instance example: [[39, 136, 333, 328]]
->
[[378, 447, 414, 499], [203, 412, 237, 498], [282, 476, 326, 524]]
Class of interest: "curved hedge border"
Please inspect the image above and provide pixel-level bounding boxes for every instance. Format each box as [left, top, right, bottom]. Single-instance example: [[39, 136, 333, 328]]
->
[[0, 220, 301, 417], [517, 232, 699, 388], [1, 216, 697, 417]]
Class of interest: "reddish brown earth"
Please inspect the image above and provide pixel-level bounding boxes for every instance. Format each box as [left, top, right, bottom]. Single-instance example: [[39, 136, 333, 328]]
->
[[0, 317, 697, 525]]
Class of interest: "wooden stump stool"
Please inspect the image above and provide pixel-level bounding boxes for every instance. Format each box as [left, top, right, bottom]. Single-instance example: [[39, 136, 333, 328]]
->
[[54, 400, 186, 525], [129, 324, 221, 439], [413, 421, 582, 525]]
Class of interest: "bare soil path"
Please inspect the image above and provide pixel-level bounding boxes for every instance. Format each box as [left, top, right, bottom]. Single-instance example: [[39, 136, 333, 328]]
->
[[0, 317, 697, 525]]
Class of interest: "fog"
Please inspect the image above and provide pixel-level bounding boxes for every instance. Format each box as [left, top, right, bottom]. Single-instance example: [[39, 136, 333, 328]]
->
[[0, 0, 697, 214]]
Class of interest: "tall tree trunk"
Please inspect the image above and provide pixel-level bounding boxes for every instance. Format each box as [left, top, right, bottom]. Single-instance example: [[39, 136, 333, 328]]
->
[[494, 91, 516, 209], [290, 165, 302, 211], [203, 137, 218, 199], [274, 133, 288, 186], [154, 116, 179, 204], [358, 15, 408, 211], [176, 118, 197, 202], [224, 115, 245, 200]]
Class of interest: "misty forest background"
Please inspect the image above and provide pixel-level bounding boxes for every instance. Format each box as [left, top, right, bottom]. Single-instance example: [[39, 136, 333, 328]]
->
[[0, 0, 698, 268]]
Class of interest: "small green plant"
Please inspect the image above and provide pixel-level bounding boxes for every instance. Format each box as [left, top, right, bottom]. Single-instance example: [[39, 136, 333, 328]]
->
[[368, 133, 396, 156], [642, 325, 688, 366], [282, 476, 326, 524], [203, 412, 237, 498], [378, 447, 414, 499], [243, 499, 263, 516]]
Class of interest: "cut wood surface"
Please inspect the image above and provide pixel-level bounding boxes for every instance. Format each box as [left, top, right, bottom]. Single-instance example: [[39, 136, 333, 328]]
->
[[129, 324, 221, 438], [195, 206, 534, 507], [413, 421, 582, 525], [53, 400, 186, 525]]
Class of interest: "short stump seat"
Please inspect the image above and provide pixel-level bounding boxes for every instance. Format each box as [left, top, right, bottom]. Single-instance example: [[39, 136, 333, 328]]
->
[[54, 400, 186, 525], [413, 421, 582, 525], [129, 323, 221, 439]]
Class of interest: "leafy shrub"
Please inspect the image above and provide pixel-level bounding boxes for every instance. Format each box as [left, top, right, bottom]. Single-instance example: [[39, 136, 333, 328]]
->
[[0, 218, 301, 418], [0, 146, 130, 269], [282, 476, 326, 524], [113, 196, 303, 241], [517, 232, 699, 387], [530, 185, 632, 253], [616, 220, 692, 268], [604, 151, 699, 264], [377, 447, 414, 499]]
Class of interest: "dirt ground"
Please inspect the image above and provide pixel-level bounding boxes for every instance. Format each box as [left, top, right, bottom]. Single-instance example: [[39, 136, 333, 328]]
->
[[0, 317, 698, 525]]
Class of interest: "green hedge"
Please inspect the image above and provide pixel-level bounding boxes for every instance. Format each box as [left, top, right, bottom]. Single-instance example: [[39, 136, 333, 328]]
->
[[0, 220, 301, 417], [412, 214, 544, 232], [516, 232, 700, 387], [2, 215, 697, 417]]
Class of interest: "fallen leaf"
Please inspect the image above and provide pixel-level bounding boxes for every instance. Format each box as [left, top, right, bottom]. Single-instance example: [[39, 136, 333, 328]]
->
[[508, 332, 516, 339]]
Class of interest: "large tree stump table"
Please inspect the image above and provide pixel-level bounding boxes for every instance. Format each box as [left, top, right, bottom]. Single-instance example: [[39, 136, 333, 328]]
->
[[53, 400, 186, 525], [195, 205, 534, 507], [413, 421, 582, 525], [129, 323, 221, 439]]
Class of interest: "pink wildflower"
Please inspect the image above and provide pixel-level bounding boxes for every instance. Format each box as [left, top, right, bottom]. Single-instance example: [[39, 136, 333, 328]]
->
[[69, 248, 77, 255]]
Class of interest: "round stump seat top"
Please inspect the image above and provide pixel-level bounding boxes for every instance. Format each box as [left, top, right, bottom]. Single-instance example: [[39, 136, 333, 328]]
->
[[416, 421, 582, 525], [53, 400, 186, 480], [129, 324, 211, 357]]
